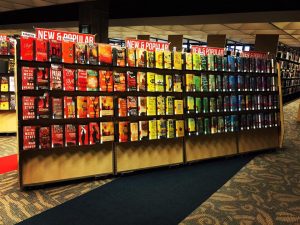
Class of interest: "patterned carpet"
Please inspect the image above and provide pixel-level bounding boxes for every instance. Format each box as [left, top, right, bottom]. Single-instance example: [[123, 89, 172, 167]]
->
[[181, 100, 300, 225], [0, 137, 17, 157]]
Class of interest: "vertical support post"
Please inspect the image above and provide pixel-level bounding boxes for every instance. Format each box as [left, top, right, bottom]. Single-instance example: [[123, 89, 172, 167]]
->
[[207, 34, 226, 48], [168, 35, 183, 51], [137, 35, 150, 40]]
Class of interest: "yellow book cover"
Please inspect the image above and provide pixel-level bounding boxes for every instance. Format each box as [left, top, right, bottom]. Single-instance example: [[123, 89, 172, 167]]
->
[[173, 51, 182, 70], [185, 52, 193, 70], [167, 119, 175, 138], [164, 51, 172, 69], [165, 75, 173, 92], [155, 50, 164, 69], [185, 74, 195, 92], [100, 122, 114, 142], [157, 95, 165, 115], [176, 120, 185, 137], [192, 53, 201, 70], [166, 96, 174, 115], [148, 120, 157, 140], [173, 74, 182, 92], [99, 96, 114, 116], [174, 99, 183, 115], [187, 96, 195, 113], [187, 118, 196, 133], [147, 72, 156, 92], [0, 77, 8, 92], [0, 94, 9, 110], [130, 122, 139, 141], [157, 119, 167, 139], [155, 74, 164, 92], [146, 96, 156, 116]]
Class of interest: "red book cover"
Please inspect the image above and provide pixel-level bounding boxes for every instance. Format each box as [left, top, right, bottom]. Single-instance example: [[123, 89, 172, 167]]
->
[[49, 40, 62, 62], [75, 43, 87, 64], [36, 67, 49, 90], [39, 126, 51, 149], [77, 96, 87, 118], [118, 97, 127, 117], [0, 39, 8, 55], [98, 43, 112, 65], [99, 70, 113, 92], [89, 122, 100, 144], [37, 93, 49, 119], [62, 41, 74, 64], [35, 39, 48, 62], [50, 64, 62, 90], [100, 122, 114, 142], [99, 96, 114, 116], [9, 38, 15, 55], [22, 96, 35, 120], [20, 36, 34, 61], [64, 96, 75, 118], [22, 67, 35, 90], [65, 124, 77, 147], [127, 71, 137, 91], [23, 126, 36, 150], [76, 69, 87, 91], [78, 124, 89, 146], [118, 121, 129, 142], [63, 68, 75, 91], [87, 96, 99, 118], [126, 48, 136, 67], [87, 43, 98, 65], [113, 72, 126, 92], [87, 70, 98, 91], [51, 125, 63, 148], [52, 97, 63, 119]]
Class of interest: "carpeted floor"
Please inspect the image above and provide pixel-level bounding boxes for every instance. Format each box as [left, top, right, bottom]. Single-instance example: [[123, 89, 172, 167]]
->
[[0, 137, 17, 157]]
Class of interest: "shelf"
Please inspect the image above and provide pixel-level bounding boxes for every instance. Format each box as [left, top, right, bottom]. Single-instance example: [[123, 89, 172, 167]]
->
[[115, 136, 184, 145], [282, 77, 300, 80], [0, 109, 16, 112], [0, 91, 15, 94], [0, 55, 14, 60], [277, 57, 300, 65], [0, 72, 14, 76], [283, 84, 300, 89], [19, 90, 113, 97], [116, 114, 183, 121]]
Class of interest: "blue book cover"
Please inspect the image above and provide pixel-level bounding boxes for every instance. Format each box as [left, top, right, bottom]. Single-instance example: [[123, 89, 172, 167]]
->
[[230, 95, 237, 112], [228, 75, 237, 91]]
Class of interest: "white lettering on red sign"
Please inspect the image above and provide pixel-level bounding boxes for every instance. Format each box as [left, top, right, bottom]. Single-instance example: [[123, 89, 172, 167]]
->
[[125, 39, 170, 51], [191, 46, 225, 56]]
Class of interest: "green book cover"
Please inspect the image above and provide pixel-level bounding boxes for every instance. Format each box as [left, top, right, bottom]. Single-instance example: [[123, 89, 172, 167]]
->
[[186, 96, 195, 113], [218, 116, 224, 133], [210, 97, 216, 113], [204, 118, 210, 134], [201, 55, 207, 70], [203, 97, 209, 113], [209, 74, 216, 92], [192, 53, 201, 70], [195, 97, 201, 113], [207, 54, 214, 71], [222, 56, 227, 71], [187, 118, 196, 134], [194, 75, 201, 92], [201, 74, 208, 92], [216, 56, 223, 71], [211, 116, 217, 134], [196, 117, 204, 134]]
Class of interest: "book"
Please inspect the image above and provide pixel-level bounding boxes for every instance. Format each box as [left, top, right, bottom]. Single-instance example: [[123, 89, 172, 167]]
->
[[193, 53, 201, 70], [100, 122, 114, 142], [138, 96, 147, 116], [76, 69, 88, 91], [195, 97, 201, 113], [201, 56, 207, 70], [0, 76, 8, 92], [166, 96, 174, 115], [227, 55, 235, 72], [98, 43, 112, 65], [157, 119, 167, 139], [136, 48, 146, 67], [51, 125, 63, 148], [211, 117, 217, 134], [89, 122, 100, 144], [65, 124, 77, 147], [87, 70, 98, 91], [186, 96, 195, 113], [194, 75, 201, 92], [228, 75, 236, 91], [187, 118, 196, 135], [155, 50, 164, 69], [77, 96, 87, 118], [127, 96, 138, 116], [204, 118, 210, 134], [185, 74, 195, 92], [147, 72, 156, 92], [185, 53, 193, 70], [157, 95, 165, 115], [39, 126, 50, 149], [62, 41, 74, 64], [0, 94, 9, 110], [146, 96, 156, 116], [114, 72, 126, 92], [49, 40, 62, 62], [165, 75, 173, 92], [35, 39, 48, 62], [113, 47, 125, 67], [126, 48, 136, 67], [217, 96, 223, 112], [20, 36, 34, 61], [149, 120, 157, 140], [36, 67, 49, 90], [203, 97, 209, 113], [216, 56, 223, 71], [207, 54, 214, 71], [118, 97, 127, 117], [195, 117, 203, 134], [167, 119, 175, 138], [87, 96, 99, 118], [230, 95, 237, 112], [155, 74, 164, 92], [175, 120, 184, 137], [224, 96, 230, 112], [238, 95, 245, 111], [223, 75, 229, 91], [216, 75, 222, 91], [8, 59, 15, 73], [218, 116, 225, 133], [99, 70, 113, 92], [63, 68, 75, 91], [137, 72, 146, 91], [173, 52, 182, 70], [208, 74, 216, 92], [23, 126, 36, 150], [139, 120, 148, 140], [87, 43, 98, 65], [50, 64, 63, 90], [130, 122, 139, 141], [127, 71, 137, 91], [209, 97, 216, 113], [10, 94, 15, 110], [78, 125, 89, 145], [147, 51, 155, 68], [52, 97, 63, 119], [75, 43, 87, 64], [201, 75, 208, 92], [173, 74, 182, 92], [99, 96, 114, 116], [22, 67, 35, 90], [37, 93, 49, 119], [0, 39, 8, 55], [22, 96, 35, 119], [174, 99, 183, 115], [119, 121, 129, 142], [64, 96, 75, 118], [164, 51, 172, 69]]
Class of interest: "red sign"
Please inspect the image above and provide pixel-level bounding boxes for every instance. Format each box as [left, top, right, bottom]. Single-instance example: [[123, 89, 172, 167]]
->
[[191, 46, 225, 56], [35, 28, 95, 43], [240, 51, 268, 59], [125, 39, 170, 51]]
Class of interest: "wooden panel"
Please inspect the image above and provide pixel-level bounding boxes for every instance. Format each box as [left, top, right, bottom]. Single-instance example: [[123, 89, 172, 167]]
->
[[185, 133, 237, 162], [22, 144, 113, 186], [238, 127, 279, 153], [168, 35, 183, 51], [298, 103, 300, 122], [0, 111, 17, 133], [116, 139, 183, 172], [137, 35, 150, 40], [207, 34, 226, 48], [277, 63, 284, 148], [254, 34, 279, 54]]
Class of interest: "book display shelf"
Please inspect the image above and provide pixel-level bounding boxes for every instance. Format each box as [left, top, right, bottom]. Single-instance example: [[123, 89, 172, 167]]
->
[[16, 31, 282, 189]]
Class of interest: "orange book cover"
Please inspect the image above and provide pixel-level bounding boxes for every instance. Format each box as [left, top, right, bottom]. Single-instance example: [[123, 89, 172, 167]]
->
[[118, 97, 127, 117], [100, 122, 114, 142], [98, 43, 112, 65], [62, 41, 74, 64], [100, 96, 114, 116], [77, 96, 87, 118], [113, 72, 126, 92], [87, 96, 99, 118], [118, 121, 129, 142], [99, 70, 113, 92]]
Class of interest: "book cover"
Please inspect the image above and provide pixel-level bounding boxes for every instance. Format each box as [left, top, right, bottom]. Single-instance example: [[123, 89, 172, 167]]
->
[[52, 97, 63, 119], [187, 118, 196, 135], [22, 67, 35, 90], [76, 69, 87, 91], [37, 93, 49, 119], [99, 70, 113, 92], [147, 51, 155, 68], [238, 95, 245, 111], [146, 96, 156, 116], [155, 74, 164, 92], [211, 117, 217, 134], [0, 94, 9, 110], [228, 75, 236, 91], [87, 43, 98, 65], [75, 43, 87, 64], [65, 124, 77, 147], [216, 75, 222, 91], [137, 72, 146, 91], [64, 96, 75, 118], [99, 96, 114, 116], [138, 96, 147, 116], [193, 53, 201, 70], [166, 96, 174, 115], [195, 97, 201, 113], [165, 75, 173, 92], [118, 97, 127, 117], [113, 47, 125, 67], [201, 75, 208, 92], [185, 74, 195, 92], [23, 126, 36, 150], [147, 72, 156, 92], [236, 57, 242, 72], [51, 125, 63, 148], [223, 75, 229, 91], [9, 75, 15, 92], [0, 76, 8, 92], [130, 122, 139, 141], [186, 96, 195, 113], [157, 95, 165, 115], [157, 119, 167, 139], [148, 120, 157, 140], [173, 74, 182, 92], [216, 56, 223, 71], [10, 94, 15, 110], [87, 69, 98, 91], [208, 74, 216, 92], [119, 121, 129, 142], [155, 50, 164, 69], [217, 95, 223, 112], [224, 96, 230, 112], [127, 71, 137, 91], [89, 122, 100, 144], [174, 99, 183, 115], [126, 48, 136, 67], [98, 43, 112, 65], [196, 117, 204, 134], [77, 96, 87, 118], [39, 126, 50, 149], [127, 96, 138, 116], [100, 122, 114, 142], [113, 72, 126, 92], [62, 41, 74, 64], [139, 120, 148, 140], [9, 39, 15, 56], [173, 52, 182, 70], [78, 125, 89, 145], [201, 56, 207, 70], [203, 97, 209, 113], [207, 54, 214, 71], [194, 75, 201, 92], [136, 48, 146, 67], [22, 96, 35, 120], [185, 53, 193, 70], [50, 64, 63, 90], [230, 95, 237, 112], [218, 116, 225, 133], [227, 55, 235, 72], [63, 68, 75, 91], [175, 120, 184, 137], [36, 67, 49, 90], [164, 50, 172, 69], [35, 39, 48, 62], [49, 40, 62, 63], [87, 96, 99, 118], [20, 36, 34, 61], [0, 39, 8, 55], [167, 119, 175, 138], [209, 97, 216, 113], [204, 118, 210, 134]]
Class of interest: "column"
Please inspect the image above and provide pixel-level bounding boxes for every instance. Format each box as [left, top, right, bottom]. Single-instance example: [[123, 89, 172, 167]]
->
[[207, 35, 226, 48]]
